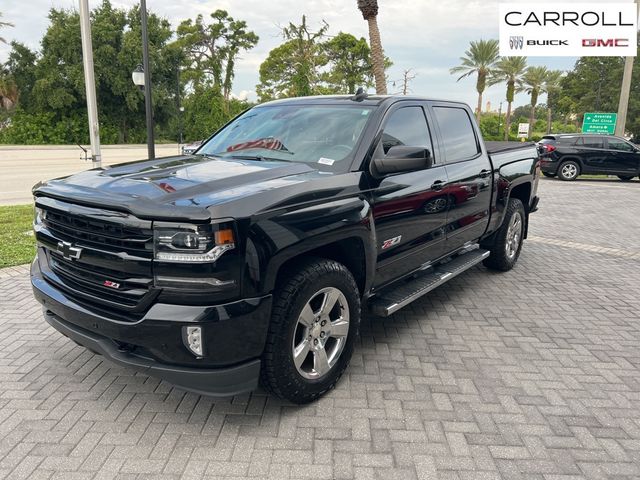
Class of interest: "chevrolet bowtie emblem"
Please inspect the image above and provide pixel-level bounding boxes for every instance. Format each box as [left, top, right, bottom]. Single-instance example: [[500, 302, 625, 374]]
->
[[57, 241, 82, 261]]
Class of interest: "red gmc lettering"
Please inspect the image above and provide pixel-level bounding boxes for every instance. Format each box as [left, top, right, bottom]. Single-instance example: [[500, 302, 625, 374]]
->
[[582, 38, 629, 47]]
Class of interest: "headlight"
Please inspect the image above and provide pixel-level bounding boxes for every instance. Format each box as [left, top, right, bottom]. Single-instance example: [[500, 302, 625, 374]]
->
[[34, 206, 46, 226], [154, 221, 236, 263]]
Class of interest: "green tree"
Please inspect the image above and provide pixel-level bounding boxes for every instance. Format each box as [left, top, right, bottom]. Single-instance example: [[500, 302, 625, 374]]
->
[[256, 16, 329, 101], [560, 57, 628, 133], [176, 10, 258, 101], [1, 0, 180, 144], [0, 12, 13, 44], [450, 39, 499, 120], [3, 42, 37, 110], [489, 56, 527, 140], [544, 70, 564, 134], [181, 86, 249, 141], [281, 15, 329, 97], [356, 0, 387, 94], [519, 66, 549, 137], [221, 17, 259, 102], [323, 32, 373, 93]]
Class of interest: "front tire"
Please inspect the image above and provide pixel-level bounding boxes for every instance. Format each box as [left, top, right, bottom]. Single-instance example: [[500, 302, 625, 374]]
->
[[483, 198, 525, 272], [260, 258, 360, 404], [618, 175, 633, 181], [557, 160, 580, 181]]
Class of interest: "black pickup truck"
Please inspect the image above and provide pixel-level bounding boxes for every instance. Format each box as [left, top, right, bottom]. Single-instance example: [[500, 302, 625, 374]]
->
[[32, 95, 540, 403]]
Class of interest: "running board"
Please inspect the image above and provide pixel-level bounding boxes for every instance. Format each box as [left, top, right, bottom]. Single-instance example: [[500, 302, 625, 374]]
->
[[370, 248, 490, 316]]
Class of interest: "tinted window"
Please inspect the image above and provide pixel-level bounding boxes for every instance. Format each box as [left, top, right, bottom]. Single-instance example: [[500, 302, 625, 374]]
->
[[433, 107, 479, 162], [579, 136, 603, 148], [558, 136, 579, 145], [607, 138, 635, 152], [381, 107, 432, 155]]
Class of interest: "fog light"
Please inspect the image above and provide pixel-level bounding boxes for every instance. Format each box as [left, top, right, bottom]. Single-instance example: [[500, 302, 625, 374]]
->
[[184, 326, 203, 357]]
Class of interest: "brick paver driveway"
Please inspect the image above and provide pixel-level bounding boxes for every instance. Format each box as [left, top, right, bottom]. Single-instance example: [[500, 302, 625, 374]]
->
[[1, 178, 639, 480]]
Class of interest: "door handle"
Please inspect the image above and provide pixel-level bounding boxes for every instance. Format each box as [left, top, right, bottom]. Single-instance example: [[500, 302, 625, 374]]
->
[[479, 169, 491, 178], [431, 180, 445, 191]]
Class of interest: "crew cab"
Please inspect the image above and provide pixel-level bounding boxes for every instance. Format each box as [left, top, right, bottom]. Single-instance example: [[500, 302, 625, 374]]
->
[[31, 95, 540, 404], [539, 133, 640, 181]]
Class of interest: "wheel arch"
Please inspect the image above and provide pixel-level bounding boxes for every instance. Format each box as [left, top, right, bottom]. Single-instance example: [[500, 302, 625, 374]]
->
[[509, 182, 531, 239], [266, 234, 374, 297], [558, 156, 583, 172]]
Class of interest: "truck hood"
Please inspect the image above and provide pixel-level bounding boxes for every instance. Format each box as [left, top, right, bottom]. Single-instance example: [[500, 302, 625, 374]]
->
[[33, 155, 321, 221]]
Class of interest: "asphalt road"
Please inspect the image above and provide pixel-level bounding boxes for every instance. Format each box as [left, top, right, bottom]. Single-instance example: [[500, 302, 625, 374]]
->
[[0, 145, 181, 205], [0, 178, 639, 479]]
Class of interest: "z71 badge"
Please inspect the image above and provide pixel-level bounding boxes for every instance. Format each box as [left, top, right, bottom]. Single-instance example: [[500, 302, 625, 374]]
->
[[381, 235, 402, 250]]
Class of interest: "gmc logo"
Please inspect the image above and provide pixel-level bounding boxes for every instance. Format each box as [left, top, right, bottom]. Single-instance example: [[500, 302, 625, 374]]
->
[[582, 38, 629, 47]]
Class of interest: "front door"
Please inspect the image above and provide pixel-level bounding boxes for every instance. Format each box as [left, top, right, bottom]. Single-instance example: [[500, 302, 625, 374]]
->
[[369, 104, 449, 288], [604, 137, 640, 175]]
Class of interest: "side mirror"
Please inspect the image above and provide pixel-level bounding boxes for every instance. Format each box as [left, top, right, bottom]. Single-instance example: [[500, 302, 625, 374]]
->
[[373, 146, 432, 175]]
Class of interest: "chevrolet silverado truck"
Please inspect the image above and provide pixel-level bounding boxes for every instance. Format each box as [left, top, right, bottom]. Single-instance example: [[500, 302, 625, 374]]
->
[[32, 94, 540, 404]]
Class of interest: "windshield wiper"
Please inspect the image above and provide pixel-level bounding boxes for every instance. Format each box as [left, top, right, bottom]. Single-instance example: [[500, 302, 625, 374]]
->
[[218, 154, 292, 162]]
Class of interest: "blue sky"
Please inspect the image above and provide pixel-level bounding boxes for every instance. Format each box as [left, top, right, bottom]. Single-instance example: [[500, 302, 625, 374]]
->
[[1, 0, 615, 109]]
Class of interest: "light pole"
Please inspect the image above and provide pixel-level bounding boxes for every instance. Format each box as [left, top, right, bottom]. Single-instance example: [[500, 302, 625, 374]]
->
[[615, 0, 639, 137], [79, 0, 101, 168], [140, 0, 154, 159], [497, 102, 502, 138], [177, 67, 184, 152]]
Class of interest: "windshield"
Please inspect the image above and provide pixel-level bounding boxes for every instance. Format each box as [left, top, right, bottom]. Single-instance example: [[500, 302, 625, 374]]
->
[[198, 104, 374, 169]]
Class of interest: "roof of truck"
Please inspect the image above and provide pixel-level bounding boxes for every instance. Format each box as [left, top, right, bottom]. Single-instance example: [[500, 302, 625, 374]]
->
[[257, 94, 471, 108]]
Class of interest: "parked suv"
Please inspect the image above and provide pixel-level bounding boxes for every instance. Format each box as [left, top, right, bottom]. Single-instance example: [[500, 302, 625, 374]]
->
[[539, 134, 640, 181]]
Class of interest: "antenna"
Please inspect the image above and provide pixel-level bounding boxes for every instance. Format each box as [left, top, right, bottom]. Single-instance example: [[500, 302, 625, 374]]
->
[[351, 87, 368, 102]]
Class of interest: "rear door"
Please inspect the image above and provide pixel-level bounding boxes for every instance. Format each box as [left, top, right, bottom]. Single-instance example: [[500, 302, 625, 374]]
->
[[604, 137, 640, 175], [429, 103, 492, 251], [575, 136, 607, 173], [370, 103, 449, 288]]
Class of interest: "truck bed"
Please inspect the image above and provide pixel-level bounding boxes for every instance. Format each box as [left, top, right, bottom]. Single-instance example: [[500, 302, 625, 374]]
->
[[485, 141, 536, 154], [486, 141, 539, 168]]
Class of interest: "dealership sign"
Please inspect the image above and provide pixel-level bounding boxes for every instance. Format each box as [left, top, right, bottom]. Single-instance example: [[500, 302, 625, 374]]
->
[[582, 113, 617, 135], [499, 3, 638, 56], [517, 123, 530, 138]]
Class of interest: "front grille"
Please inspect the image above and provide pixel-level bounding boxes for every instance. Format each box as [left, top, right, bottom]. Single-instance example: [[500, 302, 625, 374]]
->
[[50, 253, 151, 308], [35, 197, 157, 321], [41, 204, 153, 258]]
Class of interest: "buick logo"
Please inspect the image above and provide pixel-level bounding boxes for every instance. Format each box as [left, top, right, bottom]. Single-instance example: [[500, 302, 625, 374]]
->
[[57, 241, 82, 261], [509, 36, 524, 50]]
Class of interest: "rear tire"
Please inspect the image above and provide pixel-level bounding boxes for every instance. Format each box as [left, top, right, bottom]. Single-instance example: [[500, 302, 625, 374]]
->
[[483, 198, 525, 272], [618, 175, 633, 181], [260, 258, 360, 404], [557, 160, 580, 181], [542, 172, 555, 178]]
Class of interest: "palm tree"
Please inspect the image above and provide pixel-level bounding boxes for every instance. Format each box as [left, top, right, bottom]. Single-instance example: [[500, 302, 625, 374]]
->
[[489, 56, 527, 140], [0, 76, 18, 110], [357, 0, 387, 94], [0, 12, 13, 44], [544, 70, 564, 134], [519, 66, 549, 138], [450, 39, 499, 121]]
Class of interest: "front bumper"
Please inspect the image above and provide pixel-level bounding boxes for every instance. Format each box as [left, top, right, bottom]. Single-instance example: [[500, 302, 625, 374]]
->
[[31, 258, 272, 397]]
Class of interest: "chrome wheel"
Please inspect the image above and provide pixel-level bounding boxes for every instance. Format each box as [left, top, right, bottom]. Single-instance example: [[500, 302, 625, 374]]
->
[[505, 212, 522, 260], [561, 163, 578, 179], [292, 287, 350, 380]]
